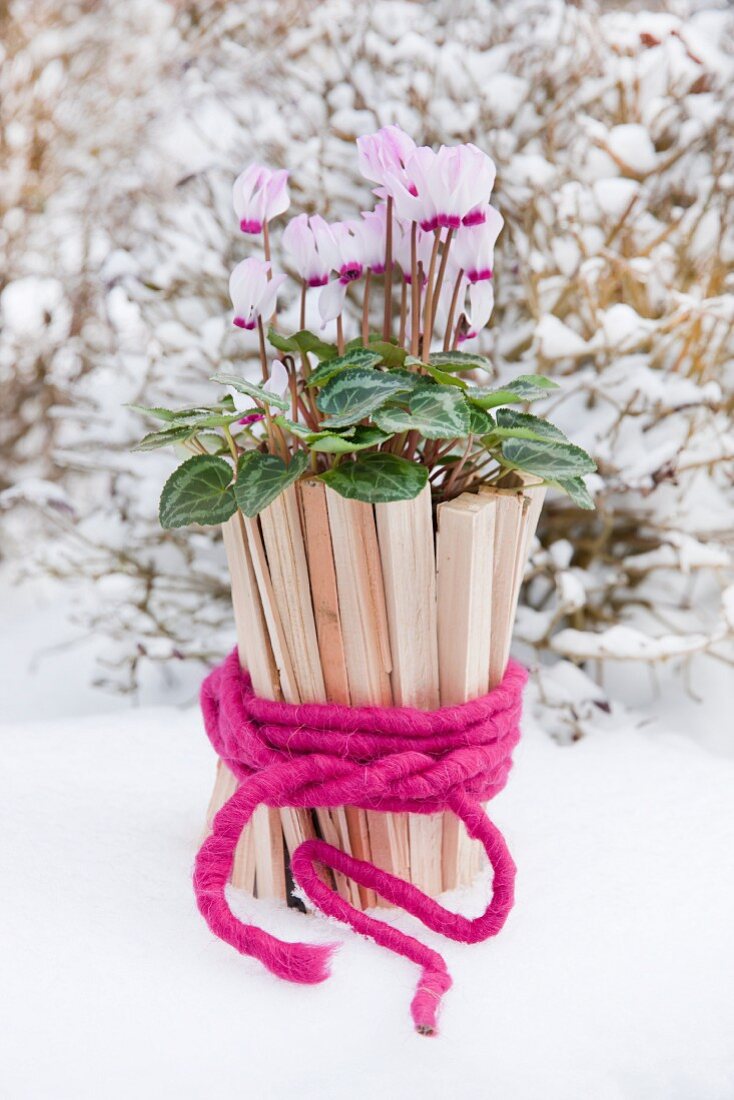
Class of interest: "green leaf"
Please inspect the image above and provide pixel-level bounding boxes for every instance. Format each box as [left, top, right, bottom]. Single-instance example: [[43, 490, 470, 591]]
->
[[316, 369, 412, 429], [373, 385, 471, 440], [273, 416, 314, 440], [129, 401, 242, 429], [267, 328, 337, 360], [211, 372, 290, 411], [469, 374, 561, 409], [307, 348, 384, 388], [367, 340, 408, 368], [404, 356, 467, 389], [133, 424, 200, 451], [501, 437, 597, 479], [468, 405, 496, 435], [424, 364, 468, 389], [159, 455, 236, 529], [551, 476, 595, 510], [492, 409, 570, 443], [428, 350, 492, 373], [320, 453, 428, 504], [233, 450, 309, 517], [197, 433, 230, 455], [127, 403, 178, 422], [308, 425, 392, 454]]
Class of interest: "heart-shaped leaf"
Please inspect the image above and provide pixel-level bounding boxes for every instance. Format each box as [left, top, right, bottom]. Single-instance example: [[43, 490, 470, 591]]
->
[[308, 425, 391, 454], [501, 437, 596, 479], [234, 450, 309, 516], [374, 385, 471, 439], [317, 369, 412, 428], [211, 372, 290, 411], [134, 424, 200, 452], [492, 408, 569, 443], [468, 405, 496, 435], [428, 350, 492, 373], [307, 348, 385, 388], [320, 453, 428, 503], [267, 328, 337, 360], [469, 374, 560, 409], [550, 475, 595, 510], [159, 455, 236, 528]]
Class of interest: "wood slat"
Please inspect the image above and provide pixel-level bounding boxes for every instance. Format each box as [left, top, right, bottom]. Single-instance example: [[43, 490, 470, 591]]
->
[[325, 489, 403, 903], [298, 479, 365, 907], [482, 489, 525, 690], [204, 759, 256, 894], [220, 513, 286, 900], [376, 484, 442, 896], [436, 493, 496, 889]]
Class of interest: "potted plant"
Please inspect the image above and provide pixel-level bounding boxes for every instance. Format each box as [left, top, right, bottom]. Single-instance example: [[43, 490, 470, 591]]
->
[[134, 126, 595, 907]]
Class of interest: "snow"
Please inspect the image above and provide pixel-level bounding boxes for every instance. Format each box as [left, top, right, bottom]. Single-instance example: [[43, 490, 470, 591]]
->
[[606, 123, 658, 175], [2, 696, 733, 1099]]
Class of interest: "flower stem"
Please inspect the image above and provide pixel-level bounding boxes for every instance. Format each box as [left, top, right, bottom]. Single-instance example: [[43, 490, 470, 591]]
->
[[444, 268, 464, 351], [431, 227, 454, 335], [336, 313, 345, 355], [299, 282, 307, 331], [223, 425, 239, 464], [257, 316, 276, 453], [382, 196, 394, 340], [362, 269, 372, 345], [410, 223, 420, 357], [421, 229, 442, 361]]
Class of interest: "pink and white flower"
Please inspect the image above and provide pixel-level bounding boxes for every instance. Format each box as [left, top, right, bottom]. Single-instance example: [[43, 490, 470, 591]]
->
[[282, 214, 330, 287], [229, 258, 287, 330], [382, 143, 497, 232], [452, 206, 504, 282], [232, 164, 290, 235], [357, 125, 417, 191], [310, 217, 365, 323], [450, 207, 503, 333], [354, 205, 389, 274], [393, 218, 434, 284]]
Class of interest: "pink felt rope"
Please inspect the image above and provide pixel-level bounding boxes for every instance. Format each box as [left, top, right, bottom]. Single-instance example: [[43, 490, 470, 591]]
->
[[194, 648, 526, 1035]]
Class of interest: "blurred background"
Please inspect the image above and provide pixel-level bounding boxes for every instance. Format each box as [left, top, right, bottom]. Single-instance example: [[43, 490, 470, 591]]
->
[[1, 0, 732, 746]]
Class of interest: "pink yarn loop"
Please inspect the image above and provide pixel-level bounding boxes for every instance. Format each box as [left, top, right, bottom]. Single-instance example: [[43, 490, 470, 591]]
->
[[194, 648, 527, 1036]]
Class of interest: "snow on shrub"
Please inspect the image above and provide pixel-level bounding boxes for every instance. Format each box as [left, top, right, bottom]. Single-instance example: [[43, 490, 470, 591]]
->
[[1, 0, 732, 714]]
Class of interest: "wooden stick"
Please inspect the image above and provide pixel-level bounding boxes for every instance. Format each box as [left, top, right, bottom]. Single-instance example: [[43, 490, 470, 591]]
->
[[479, 489, 525, 690], [256, 489, 323, 865], [436, 493, 496, 889], [376, 485, 442, 896], [220, 513, 286, 899], [299, 479, 367, 907], [326, 489, 406, 903], [259, 487, 325, 703], [204, 759, 256, 894]]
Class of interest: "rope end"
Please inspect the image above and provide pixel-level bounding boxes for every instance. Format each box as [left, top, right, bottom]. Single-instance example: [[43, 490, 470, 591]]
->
[[410, 965, 452, 1037]]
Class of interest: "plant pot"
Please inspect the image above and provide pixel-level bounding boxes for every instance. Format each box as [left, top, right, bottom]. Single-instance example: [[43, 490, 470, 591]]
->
[[204, 472, 545, 908]]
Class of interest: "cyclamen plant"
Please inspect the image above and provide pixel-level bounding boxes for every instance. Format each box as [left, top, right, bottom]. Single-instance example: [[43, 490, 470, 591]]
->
[[133, 126, 596, 527]]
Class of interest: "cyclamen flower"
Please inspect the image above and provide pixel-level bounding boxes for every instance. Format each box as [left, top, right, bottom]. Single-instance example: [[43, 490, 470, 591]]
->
[[393, 218, 434, 284], [354, 205, 388, 274], [357, 125, 417, 191], [451, 207, 504, 333], [232, 164, 290, 235], [452, 206, 504, 282], [229, 258, 287, 330], [282, 214, 329, 287], [310, 217, 365, 323], [383, 143, 497, 232]]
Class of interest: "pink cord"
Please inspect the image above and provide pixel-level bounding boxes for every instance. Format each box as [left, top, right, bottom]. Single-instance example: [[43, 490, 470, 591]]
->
[[194, 649, 526, 1035]]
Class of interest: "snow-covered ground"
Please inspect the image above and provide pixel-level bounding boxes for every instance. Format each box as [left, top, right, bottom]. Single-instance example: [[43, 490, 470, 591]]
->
[[2, 612, 734, 1099]]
